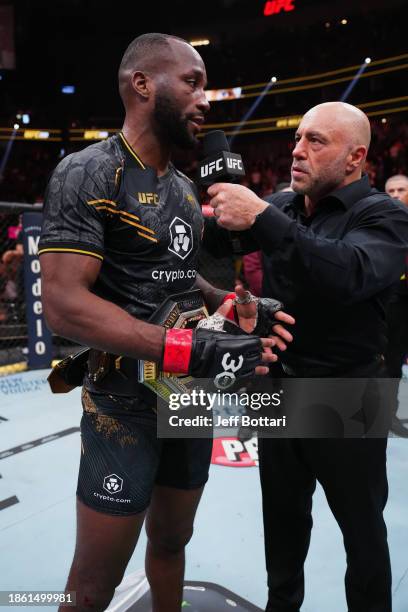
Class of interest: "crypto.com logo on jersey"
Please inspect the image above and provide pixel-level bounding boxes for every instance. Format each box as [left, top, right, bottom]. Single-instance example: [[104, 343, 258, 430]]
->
[[168, 217, 193, 260]]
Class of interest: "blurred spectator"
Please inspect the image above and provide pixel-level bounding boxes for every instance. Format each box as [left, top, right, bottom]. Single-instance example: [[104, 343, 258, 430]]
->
[[385, 174, 408, 205], [242, 251, 263, 296], [0, 221, 24, 323], [1, 121, 408, 204]]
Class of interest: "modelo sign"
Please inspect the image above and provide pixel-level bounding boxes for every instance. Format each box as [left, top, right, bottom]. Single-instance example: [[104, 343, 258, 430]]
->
[[22, 212, 53, 369]]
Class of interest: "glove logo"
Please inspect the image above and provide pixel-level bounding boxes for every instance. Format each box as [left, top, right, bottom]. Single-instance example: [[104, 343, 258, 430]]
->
[[168, 217, 193, 260], [214, 352, 244, 389], [103, 474, 123, 494]]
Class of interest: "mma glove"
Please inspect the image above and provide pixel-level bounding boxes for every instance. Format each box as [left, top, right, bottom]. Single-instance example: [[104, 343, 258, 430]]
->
[[252, 297, 284, 337], [223, 291, 285, 337], [162, 318, 264, 389]]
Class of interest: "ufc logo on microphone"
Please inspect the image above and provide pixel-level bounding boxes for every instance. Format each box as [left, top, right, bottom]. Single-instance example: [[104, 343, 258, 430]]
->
[[226, 157, 243, 171], [200, 158, 224, 178]]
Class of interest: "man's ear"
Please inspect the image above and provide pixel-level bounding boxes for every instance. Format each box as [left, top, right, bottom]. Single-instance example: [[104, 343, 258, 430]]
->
[[131, 71, 152, 100], [346, 145, 367, 173]]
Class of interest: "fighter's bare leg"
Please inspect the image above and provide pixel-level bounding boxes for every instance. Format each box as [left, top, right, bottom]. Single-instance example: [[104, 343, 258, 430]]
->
[[60, 499, 146, 612], [145, 485, 205, 612]]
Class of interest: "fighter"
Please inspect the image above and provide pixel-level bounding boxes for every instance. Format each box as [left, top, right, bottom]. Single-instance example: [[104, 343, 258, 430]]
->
[[39, 33, 294, 612]]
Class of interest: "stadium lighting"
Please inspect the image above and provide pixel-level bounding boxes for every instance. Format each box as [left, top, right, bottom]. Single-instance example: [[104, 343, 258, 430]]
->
[[62, 85, 75, 94], [190, 39, 210, 47], [230, 77, 277, 145], [13, 123, 19, 130], [364, 57, 372, 64], [341, 18, 348, 25], [341, 58, 370, 102]]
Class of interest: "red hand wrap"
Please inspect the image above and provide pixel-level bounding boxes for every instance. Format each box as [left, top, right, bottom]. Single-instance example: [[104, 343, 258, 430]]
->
[[163, 328, 193, 374], [222, 292, 237, 321]]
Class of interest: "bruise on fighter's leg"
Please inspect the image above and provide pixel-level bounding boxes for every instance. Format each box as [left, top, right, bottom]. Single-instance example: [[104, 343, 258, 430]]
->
[[81, 388, 138, 447]]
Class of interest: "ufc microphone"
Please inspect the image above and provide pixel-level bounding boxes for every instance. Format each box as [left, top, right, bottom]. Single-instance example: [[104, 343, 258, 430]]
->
[[198, 130, 246, 186], [198, 130, 247, 255]]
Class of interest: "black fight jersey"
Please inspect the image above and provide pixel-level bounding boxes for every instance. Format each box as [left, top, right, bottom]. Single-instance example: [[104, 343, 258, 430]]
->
[[39, 133, 203, 320]]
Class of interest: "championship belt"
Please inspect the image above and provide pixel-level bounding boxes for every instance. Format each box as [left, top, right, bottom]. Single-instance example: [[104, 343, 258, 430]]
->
[[138, 289, 209, 402], [47, 290, 208, 397]]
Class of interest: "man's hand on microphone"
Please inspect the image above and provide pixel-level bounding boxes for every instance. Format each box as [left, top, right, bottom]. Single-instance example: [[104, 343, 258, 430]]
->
[[208, 183, 268, 230]]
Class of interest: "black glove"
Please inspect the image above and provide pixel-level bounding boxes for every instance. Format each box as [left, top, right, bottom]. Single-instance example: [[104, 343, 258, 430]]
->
[[191, 328, 263, 388], [162, 324, 264, 390], [252, 297, 284, 337]]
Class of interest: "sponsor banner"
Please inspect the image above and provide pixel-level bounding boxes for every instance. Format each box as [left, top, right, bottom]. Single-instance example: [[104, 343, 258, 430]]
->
[[211, 436, 259, 468], [22, 213, 53, 369], [0, 375, 48, 396]]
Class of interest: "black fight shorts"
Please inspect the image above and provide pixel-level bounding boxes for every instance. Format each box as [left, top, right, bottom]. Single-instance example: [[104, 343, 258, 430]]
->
[[77, 389, 212, 516]]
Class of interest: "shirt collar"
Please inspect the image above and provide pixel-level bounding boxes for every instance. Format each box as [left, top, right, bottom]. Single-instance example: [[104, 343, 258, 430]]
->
[[117, 132, 175, 179], [293, 174, 372, 213], [118, 132, 146, 170]]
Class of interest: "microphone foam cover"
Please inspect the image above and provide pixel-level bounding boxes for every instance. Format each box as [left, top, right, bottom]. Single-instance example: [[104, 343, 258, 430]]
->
[[202, 130, 230, 156]]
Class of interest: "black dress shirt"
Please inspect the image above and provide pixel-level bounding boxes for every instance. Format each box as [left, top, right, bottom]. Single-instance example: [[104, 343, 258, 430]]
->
[[203, 175, 408, 373]]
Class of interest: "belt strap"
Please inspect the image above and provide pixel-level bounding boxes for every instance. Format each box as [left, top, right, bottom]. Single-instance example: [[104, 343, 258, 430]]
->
[[86, 349, 155, 400]]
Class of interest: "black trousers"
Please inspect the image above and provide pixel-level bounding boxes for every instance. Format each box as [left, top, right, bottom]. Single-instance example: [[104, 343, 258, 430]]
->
[[258, 363, 391, 612]]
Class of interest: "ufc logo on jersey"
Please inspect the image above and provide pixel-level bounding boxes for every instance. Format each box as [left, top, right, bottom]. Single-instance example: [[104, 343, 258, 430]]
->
[[138, 192, 159, 205]]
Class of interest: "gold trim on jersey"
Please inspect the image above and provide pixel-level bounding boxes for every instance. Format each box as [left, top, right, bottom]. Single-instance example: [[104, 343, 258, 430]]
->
[[119, 133, 146, 169], [93, 206, 155, 236], [94, 205, 142, 222], [119, 216, 158, 240], [87, 199, 118, 207], [38, 247, 104, 260], [114, 166, 123, 189], [137, 231, 159, 243]]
